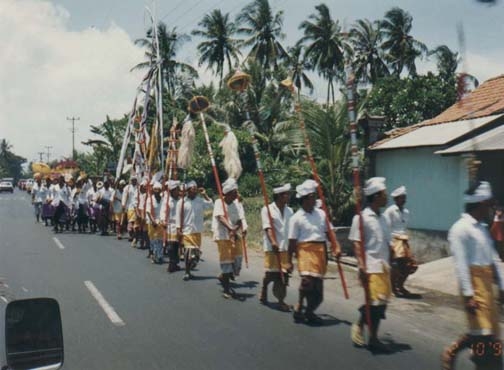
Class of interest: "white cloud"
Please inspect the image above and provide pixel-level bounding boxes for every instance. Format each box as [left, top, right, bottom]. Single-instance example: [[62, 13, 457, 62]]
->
[[0, 0, 144, 162]]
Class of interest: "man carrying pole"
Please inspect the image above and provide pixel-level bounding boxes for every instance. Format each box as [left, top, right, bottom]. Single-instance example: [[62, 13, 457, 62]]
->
[[212, 178, 247, 299], [349, 177, 392, 352], [442, 181, 504, 370], [288, 179, 329, 325], [162, 180, 181, 273], [260, 183, 293, 312], [176, 180, 213, 281]]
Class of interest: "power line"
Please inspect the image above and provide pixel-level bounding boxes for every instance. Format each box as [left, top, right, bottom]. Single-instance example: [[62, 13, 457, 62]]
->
[[37, 152, 44, 162], [67, 116, 80, 160], [44, 146, 53, 163]]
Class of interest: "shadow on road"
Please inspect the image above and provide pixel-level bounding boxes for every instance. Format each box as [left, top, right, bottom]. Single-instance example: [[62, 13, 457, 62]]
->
[[190, 275, 218, 281], [305, 314, 352, 328], [369, 339, 413, 356], [231, 280, 259, 289]]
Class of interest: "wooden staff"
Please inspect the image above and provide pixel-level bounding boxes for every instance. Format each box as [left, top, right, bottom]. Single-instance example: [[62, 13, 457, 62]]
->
[[280, 78, 349, 300], [188, 96, 248, 266], [227, 70, 283, 281], [345, 65, 371, 332]]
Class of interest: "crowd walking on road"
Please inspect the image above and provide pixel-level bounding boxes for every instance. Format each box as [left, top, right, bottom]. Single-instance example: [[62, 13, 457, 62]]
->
[[30, 171, 504, 368]]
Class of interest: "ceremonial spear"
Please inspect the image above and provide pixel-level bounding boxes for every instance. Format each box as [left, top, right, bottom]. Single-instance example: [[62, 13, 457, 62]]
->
[[227, 70, 284, 282], [279, 78, 349, 299]]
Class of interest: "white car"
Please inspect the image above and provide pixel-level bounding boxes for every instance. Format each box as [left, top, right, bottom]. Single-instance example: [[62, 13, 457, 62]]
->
[[0, 181, 14, 193]]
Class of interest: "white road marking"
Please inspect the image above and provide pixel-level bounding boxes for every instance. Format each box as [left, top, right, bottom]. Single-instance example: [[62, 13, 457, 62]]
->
[[84, 281, 125, 327], [53, 237, 65, 250], [1, 296, 8, 303], [4, 284, 9, 288], [22, 287, 28, 292]]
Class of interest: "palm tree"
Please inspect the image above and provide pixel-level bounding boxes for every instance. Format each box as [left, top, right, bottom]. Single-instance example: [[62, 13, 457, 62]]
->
[[192, 10, 242, 88], [132, 22, 197, 97], [299, 3, 344, 106], [236, 0, 287, 73], [380, 7, 427, 77], [285, 44, 314, 99], [349, 19, 389, 85]]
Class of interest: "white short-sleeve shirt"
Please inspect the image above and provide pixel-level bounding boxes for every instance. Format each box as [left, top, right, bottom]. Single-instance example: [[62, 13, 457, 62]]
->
[[349, 207, 391, 273], [261, 202, 293, 251], [287, 208, 327, 243]]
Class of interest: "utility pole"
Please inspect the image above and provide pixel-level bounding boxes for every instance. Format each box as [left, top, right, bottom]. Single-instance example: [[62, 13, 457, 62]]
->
[[37, 152, 44, 161], [67, 116, 80, 160], [44, 146, 52, 163]]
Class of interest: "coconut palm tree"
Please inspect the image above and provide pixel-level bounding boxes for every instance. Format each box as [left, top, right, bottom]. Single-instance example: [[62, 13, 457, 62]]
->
[[349, 19, 389, 85], [236, 0, 287, 73], [380, 7, 427, 77], [132, 22, 197, 97], [192, 10, 242, 88], [299, 3, 344, 106], [285, 44, 314, 99]]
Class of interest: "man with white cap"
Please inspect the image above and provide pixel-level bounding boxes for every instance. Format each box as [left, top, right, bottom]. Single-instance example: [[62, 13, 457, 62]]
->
[[51, 175, 71, 233], [176, 180, 213, 281], [136, 179, 149, 251], [212, 177, 248, 298], [259, 183, 293, 311], [442, 181, 504, 370], [31, 173, 47, 223], [112, 180, 126, 239], [96, 180, 113, 236], [349, 176, 392, 351], [122, 176, 139, 244], [74, 174, 93, 233], [161, 180, 181, 273], [146, 182, 165, 264], [384, 185, 418, 298], [288, 179, 328, 324]]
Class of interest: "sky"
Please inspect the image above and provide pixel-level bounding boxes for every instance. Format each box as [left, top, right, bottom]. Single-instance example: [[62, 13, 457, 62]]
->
[[1, 0, 503, 164]]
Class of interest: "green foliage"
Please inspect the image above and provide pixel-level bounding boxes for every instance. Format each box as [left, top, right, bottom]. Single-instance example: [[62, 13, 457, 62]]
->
[[0, 139, 26, 181], [366, 73, 457, 130]]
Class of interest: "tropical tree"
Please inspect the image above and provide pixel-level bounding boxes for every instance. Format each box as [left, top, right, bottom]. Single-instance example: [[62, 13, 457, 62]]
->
[[284, 44, 314, 99], [349, 19, 389, 85], [132, 22, 197, 97], [380, 7, 427, 77], [192, 9, 242, 88], [237, 0, 287, 73], [0, 139, 26, 181], [299, 3, 344, 106]]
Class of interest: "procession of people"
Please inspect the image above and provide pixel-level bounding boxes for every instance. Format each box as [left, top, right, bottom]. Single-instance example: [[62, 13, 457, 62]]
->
[[29, 166, 504, 368]]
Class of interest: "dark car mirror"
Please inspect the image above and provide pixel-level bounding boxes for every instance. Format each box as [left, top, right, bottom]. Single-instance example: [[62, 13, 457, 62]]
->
[[5, 298, 63, 370]]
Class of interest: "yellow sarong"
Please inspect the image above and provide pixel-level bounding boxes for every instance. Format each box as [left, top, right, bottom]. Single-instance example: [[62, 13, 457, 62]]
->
[[297, 242, 326, 278], [113, 212, 124, 223], [127, 209, 136, 223], [217, 238, 242, 264], [148, 224, 164, 240], [391, 235, 412, 259], [466, 266, 500, 337], [264, 251, 290, 272], [183, 233, 202, 249], [368, 267, 392, 305]]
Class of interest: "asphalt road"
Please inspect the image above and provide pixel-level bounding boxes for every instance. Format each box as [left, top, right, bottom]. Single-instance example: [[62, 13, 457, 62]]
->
[[0, 190, 476, 370]]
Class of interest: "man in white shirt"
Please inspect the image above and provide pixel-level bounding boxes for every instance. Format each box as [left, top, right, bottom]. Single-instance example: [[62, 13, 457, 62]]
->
[[349, 177, 392, 352], [51, 175, 71, 233], [121, 177, 138, 243], [146, 182, 164, 264], [176, 180, 213, 281], [212, 178, 247, 299], [75, 175, 92, 233], [259, 183, 293, 311], [111, 180, 126, 239], [31, 173, 47, 223], [384, 186, 418, 298], [288, 180, 328, 325], [97, 181, 113, 236], [442, 181, 504, 370], [161, 180, 181, 273]]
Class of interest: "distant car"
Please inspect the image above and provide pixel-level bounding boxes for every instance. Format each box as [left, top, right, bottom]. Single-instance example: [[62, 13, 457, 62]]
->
[[0, 181, 14, 193]]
